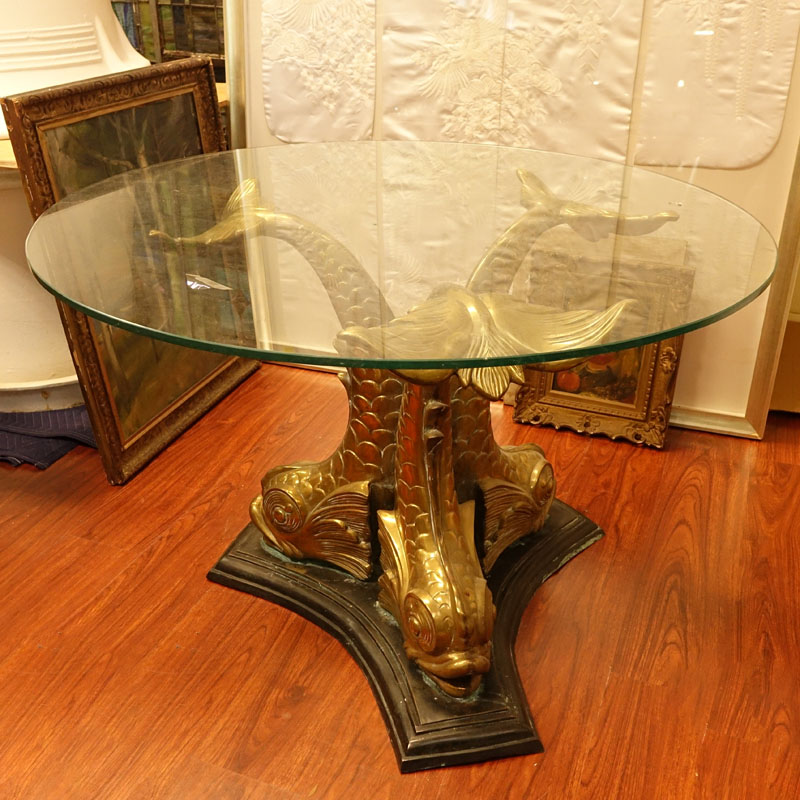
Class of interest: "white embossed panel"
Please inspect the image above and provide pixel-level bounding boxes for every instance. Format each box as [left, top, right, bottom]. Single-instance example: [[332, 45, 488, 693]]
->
[[636, 0, 800, 167], [261, 0, 376, 142], [380, 0, 644, 161]]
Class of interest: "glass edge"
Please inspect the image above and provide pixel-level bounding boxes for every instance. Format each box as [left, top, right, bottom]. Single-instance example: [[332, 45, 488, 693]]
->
[[34, 265, 776, 373]]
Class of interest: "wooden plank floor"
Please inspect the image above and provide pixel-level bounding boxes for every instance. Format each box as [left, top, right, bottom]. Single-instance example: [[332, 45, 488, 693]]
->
[[1, 364, 798, 799]]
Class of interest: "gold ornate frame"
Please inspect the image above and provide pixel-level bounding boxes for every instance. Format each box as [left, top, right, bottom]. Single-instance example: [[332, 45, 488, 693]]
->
[[514, 337, 684, 448], [2, 58, 257, 483]]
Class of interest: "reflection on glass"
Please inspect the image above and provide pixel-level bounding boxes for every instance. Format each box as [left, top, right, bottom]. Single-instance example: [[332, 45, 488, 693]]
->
[[27, 142, 776, 371]]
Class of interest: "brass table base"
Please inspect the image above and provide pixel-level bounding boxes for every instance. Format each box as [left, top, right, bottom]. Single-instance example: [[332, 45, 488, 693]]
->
[[208, 499, 602, 772]]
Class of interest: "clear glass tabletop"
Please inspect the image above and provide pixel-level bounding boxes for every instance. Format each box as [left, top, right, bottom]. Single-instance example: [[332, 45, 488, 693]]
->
[[26, 141, 777, 371]]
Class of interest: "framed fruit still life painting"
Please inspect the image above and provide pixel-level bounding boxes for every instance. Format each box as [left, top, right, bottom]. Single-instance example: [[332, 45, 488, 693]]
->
[[511, 221, 691, 449], [513, 336, 684, 449]]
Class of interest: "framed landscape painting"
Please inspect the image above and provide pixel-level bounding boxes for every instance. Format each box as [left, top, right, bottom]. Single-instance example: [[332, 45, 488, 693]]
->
[[2, 58, 257, 483]]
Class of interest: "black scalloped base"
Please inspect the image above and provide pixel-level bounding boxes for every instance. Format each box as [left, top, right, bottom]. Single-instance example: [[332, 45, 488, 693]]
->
[[207, 499, 602, 772]]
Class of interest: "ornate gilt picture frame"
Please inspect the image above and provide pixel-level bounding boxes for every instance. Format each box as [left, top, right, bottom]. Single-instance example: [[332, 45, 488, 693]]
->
[[511, 226, 690, 449], [514, 337, 684, 448], [2, 58, 257, 483]]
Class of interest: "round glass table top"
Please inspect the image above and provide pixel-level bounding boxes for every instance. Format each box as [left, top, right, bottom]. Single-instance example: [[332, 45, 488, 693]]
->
[[26, 141, 777, 371]]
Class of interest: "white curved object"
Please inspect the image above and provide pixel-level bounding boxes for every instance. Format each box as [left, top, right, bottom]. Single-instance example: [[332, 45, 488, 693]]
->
[[0, 0, 148, 411], [0, 0, 149, 138]]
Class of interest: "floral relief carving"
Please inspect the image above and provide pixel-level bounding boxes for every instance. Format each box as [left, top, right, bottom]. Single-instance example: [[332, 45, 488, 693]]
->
[[261, 0, 638, 158], [496, 29, 564, 143], [406, 2, 563, 144], [577, 414, 601, 433], [561, 1, 608, 79], [409, 5, 505, 100], [659, 346, 678, 373], [262, 0, 375, 139]]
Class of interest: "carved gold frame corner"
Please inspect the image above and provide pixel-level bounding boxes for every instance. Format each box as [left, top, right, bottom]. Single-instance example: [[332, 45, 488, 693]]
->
[[514, 336, 684, 448]]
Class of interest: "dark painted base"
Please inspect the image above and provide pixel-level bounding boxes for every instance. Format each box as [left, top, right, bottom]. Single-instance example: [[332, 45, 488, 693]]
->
[[207, 499, 603, 773]]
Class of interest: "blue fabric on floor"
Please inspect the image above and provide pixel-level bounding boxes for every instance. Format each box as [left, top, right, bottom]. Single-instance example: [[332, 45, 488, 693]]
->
[[0, 406, 97, 469]]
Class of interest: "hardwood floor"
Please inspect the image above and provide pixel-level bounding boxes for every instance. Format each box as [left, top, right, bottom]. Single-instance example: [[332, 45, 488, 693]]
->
[[1, 364, 798, 799]]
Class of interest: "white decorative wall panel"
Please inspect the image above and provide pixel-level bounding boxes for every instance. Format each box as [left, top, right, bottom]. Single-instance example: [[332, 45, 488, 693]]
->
[[259, 0, 800, 167], [380, 0, 642, 160], [250, 0, 800, 432], [260, 0, 643, 160], [636, 0, 800, 167], [261, 0, 376, 142]]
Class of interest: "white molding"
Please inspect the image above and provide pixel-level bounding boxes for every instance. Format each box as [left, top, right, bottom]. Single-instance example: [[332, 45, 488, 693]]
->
[[0, 377, 82, 413], [223, 0, 247, 148], [669, 406, 760, 440]]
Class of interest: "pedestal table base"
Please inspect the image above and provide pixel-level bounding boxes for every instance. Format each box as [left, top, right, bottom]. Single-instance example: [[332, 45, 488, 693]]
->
[[208, 499, 601, 772]]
